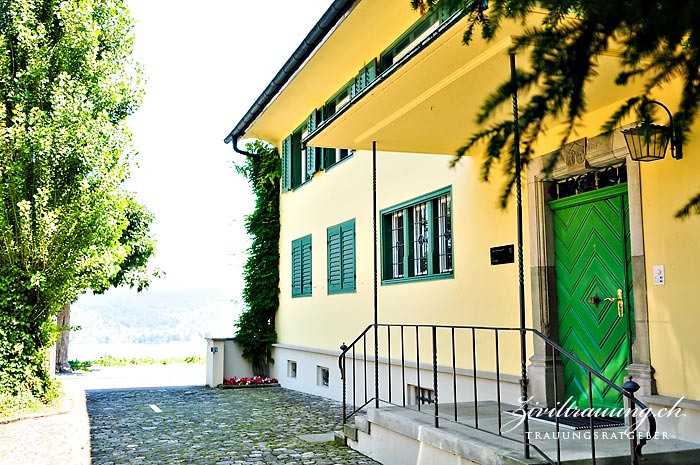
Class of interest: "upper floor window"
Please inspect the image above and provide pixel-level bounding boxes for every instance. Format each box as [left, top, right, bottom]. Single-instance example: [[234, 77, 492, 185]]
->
[[281, 135, 353, 192], [380, 3, 460, 70], [381, 188, 453, 283]]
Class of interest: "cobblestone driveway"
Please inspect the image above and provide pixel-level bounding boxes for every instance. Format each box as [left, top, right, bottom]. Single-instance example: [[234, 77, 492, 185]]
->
[[87, 386, 379, 465]]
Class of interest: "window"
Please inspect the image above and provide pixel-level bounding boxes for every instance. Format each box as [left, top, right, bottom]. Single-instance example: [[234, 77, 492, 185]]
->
[[323, 148, 352, 170], [287, 360, 297, 378], [380, 3, 460, 70], [350, 59, 377, 98], [317, 366, 330, 387], [291, 235, 312, 297], [327, 219, 356, 294], [408, 384, 435, 405], [280, 113, 353, 192], [324, 82, 352, 120], [381, 187, 453, 283]]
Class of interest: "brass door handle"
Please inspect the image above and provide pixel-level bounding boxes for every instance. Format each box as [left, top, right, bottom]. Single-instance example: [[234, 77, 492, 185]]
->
[[604, 289, 624, 317]]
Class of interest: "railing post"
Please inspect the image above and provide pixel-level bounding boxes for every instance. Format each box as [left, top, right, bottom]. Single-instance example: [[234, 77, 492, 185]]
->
[[340, 342, 348, 424], [432, 325, 439, 428], [510, 51, 530, 460], [623, 376, 641, 465], [374, 324, 380, 408]]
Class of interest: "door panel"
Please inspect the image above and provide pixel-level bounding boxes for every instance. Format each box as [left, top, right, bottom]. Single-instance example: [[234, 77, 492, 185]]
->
[[550, 184, 633, 409]]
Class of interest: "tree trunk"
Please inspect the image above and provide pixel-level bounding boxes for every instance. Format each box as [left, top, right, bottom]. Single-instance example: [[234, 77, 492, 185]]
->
[[55, 303, 72, 373]]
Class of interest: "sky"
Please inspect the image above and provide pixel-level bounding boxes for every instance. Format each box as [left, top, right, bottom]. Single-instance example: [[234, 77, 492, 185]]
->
[[121, 0, 334, 296]]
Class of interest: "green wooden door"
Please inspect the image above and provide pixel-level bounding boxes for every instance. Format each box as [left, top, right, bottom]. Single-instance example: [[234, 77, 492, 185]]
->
[[550, 184, 634, 410]]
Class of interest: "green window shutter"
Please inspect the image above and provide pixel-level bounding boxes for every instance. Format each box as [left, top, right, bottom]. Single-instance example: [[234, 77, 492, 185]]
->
[[328, 219, 356, 294], [350, 79, 359, 99], [291, 239, 302, 296], [341, 223, 356, 291], [281, 136, 292, 192], [351, 60, 377, 99], [292, 235, 312, 297], [307, 111, 317, 133], [327, 226, 342, 293], [301, 236, 312, 295], [307, 146, 317, 177], [365, 59, 377, 85], [356, 68, 366, 93]]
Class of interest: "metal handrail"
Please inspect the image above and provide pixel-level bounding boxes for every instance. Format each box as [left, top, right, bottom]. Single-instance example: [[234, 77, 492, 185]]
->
[[339, 323, 656, 465]]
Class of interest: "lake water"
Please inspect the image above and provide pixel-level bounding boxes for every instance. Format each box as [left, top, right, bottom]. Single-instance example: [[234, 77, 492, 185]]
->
[[68, 341, 207, 361]]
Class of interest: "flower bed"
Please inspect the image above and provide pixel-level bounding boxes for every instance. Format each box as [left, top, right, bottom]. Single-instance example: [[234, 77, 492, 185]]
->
[[219, 376, 280, 389]]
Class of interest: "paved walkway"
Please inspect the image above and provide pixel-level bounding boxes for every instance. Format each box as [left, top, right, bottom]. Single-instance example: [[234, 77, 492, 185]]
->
[[0, 366, 380, 465]]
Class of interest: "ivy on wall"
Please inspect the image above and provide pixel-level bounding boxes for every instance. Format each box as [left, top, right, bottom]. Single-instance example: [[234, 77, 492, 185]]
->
[[234, 141, 281, 376]]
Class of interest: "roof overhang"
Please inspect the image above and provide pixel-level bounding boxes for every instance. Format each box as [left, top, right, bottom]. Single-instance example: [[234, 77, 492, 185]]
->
[[306, 14, 517, 155], [238, 0, 424, 146], [235, 2, 643, 156]]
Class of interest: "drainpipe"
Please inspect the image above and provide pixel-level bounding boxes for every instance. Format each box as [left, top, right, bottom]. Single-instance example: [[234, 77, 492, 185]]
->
[[224, 132, 260, 159]]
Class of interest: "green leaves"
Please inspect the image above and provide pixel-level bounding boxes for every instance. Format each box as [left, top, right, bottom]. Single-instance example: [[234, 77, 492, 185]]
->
[[234, 141, 280, 377], [414, 0, 700, 216], [0, 0, 149, 401]]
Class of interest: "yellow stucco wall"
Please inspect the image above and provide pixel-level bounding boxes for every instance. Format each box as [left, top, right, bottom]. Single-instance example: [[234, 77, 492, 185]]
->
[[639, 108, 700, 400], [278, 153, 375, 352], [267, 0, 700, 403], [277, 148, 532, 377]]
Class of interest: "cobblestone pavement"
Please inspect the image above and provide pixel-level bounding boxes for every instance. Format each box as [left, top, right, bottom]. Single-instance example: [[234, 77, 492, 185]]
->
[[1, 368, 380, 465], [87, 386, 380, 465]]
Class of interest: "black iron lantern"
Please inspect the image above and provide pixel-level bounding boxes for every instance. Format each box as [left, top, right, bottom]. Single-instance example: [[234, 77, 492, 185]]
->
[[621, 99, 682, 161]]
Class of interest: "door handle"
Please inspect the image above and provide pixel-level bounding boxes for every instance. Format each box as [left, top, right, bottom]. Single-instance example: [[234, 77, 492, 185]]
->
[[604, 288, 624, 317]]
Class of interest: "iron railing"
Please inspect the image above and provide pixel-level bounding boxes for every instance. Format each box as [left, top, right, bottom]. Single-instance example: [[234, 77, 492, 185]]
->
[[339, 323, 656, 465]]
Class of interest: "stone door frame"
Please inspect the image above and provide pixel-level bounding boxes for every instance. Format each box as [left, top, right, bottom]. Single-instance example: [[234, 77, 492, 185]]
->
[[526, 128, 656, 406]]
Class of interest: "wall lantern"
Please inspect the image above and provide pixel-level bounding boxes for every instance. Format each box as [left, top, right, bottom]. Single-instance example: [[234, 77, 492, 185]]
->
[[621, 99, 682, 161]]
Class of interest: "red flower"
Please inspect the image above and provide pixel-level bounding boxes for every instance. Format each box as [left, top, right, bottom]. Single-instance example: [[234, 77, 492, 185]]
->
[[222, 376, 278, 386]]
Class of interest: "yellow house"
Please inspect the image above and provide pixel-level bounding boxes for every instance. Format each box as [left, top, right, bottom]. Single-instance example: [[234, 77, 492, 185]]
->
[[224, 1, 700, 463]]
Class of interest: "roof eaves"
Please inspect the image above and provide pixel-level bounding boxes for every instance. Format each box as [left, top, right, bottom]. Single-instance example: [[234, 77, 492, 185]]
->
[[223, 0, 358, 147]]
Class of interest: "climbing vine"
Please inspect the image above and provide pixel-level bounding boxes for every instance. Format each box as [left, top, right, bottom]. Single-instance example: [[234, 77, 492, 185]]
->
[[234, 141, 280, 376]]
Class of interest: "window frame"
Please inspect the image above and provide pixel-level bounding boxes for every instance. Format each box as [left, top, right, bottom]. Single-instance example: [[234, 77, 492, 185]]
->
[[380, 187, 453, 285]]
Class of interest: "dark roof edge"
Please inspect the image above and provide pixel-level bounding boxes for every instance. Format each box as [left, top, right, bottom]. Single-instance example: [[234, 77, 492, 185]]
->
[[223, 0, 357, 146]]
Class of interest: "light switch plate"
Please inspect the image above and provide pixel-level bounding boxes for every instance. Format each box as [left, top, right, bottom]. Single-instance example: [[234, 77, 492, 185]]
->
[[653, 265, 665, 285]]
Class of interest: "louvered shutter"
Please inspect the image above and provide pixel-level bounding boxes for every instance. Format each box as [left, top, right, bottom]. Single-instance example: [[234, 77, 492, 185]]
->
[[340, 224, 356, 291], [281, 136, 292, 192], [307, 147, 317, 177], [301, 236, 312, 294], [291, 239, 302, 296], [327, 220, 355, 294], [327, 225, 342, 293], [292, 235, 312, 296], [307, 111, 317, 133], [365, 59, 377, 85]]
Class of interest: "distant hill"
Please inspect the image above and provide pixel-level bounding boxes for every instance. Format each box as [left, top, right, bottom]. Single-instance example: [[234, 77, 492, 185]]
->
[[70, 288, 241, 345]]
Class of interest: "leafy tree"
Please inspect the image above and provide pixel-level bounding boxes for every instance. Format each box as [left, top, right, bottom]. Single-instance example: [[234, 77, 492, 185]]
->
[[55, 197, 159, 373], [0, 0, 145, 401], [234, 141, 280, 377], [412, 0, 700, 216]]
